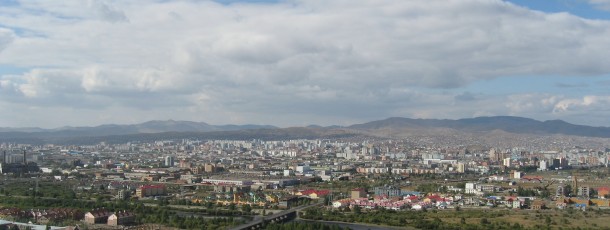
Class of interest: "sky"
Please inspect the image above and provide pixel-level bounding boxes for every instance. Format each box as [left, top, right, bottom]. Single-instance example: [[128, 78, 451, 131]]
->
[[1, 0, 610, 128]]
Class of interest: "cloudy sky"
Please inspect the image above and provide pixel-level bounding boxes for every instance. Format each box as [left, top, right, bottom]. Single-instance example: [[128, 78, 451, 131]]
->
[[1, 0, 610, 128]]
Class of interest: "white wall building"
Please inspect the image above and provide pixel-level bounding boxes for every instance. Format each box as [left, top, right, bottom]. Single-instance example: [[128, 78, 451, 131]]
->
[[503, 158, 511, 167], [539, 160, 547, 171]]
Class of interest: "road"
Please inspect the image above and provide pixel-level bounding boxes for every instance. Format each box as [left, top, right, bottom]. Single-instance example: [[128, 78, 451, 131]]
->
[[229, 202, 322, 230]]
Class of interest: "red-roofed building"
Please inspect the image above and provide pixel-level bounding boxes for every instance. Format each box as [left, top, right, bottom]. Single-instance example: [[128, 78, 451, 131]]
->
[[597, 186, 610, 198], [297, 189, 330, 199], [423, 195, 445, 203], [136, 184, 167, 198], [404, 195, 419, 203]]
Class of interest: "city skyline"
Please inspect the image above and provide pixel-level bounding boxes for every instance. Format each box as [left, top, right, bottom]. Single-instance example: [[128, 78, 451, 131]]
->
[[1, 0, 610, 128]]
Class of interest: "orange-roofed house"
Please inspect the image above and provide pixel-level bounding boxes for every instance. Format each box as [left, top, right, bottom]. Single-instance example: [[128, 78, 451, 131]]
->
[[423, 195, 444, 203], [597, 187, 610, 199], [298, 189, 330, 199], [591, 199, 610, 207]]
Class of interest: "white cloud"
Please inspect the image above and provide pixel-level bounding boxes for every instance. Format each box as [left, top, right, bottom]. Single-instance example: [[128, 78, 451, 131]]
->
[[1, 0, 610, 127], [89, 0, 129, 23], [553, 95, 610, 113], [588, 0, 610, 11], [0, 28, 14, 52], [506, 94, 556, 114]]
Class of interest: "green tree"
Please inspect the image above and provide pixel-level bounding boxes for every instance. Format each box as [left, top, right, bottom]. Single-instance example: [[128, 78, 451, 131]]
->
[[480, 218, 490, 225], [590, 188, 598, 198], [540, 189, 551, 198], [545, 216, 552, 225], [564, 185, 573, 197], [51, 169, 63, 176], [241, 204, 252, 214], [353, 205, 362, 214]]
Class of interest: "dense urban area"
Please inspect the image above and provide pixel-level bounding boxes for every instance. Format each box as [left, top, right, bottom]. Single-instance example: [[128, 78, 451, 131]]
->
[[1, 136, 610, 230]]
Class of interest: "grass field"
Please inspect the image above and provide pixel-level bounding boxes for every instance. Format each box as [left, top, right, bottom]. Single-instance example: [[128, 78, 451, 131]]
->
[[433, 208, 610, 229]]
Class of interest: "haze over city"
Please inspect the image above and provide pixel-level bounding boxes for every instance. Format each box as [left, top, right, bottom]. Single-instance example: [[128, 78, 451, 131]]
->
[[1, 0, 610, 128]]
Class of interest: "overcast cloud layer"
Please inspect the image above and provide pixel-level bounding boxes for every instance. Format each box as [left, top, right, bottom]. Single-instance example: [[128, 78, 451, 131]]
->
[[1, 0, 610, 128]]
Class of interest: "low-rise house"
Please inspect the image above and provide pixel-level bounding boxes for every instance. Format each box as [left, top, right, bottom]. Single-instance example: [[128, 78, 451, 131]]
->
[[107, 211, 135, 226], [531, 200, 546, 210], [597, 187, 610, 198], [569, 198, 591, 207], [463, 197, 478, 206], [556, 198, 569, 209], [404, 195, 419, 203], [332, 199, 351, 208], [84, 209, 111, 224], [411, 202, 432, 211], [424, 195, 443, 203], [591, 199, 610, 207], [512, 200, 521, 209], [411, 204, 423, 211], [436, 201, 449, 209], [297, 189, 330, 199], [31, 208, 84, 224]]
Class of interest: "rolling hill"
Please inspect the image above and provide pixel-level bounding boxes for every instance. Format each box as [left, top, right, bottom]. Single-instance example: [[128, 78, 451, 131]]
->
[[1, 116, 609, 144]]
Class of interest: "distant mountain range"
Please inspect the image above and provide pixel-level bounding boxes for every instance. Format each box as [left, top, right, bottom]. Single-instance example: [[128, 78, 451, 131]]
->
[[0, 120, 276, 142], [0, 116, 609, 144], [347, 116, 610, 138], [0, 120, 277, 135]]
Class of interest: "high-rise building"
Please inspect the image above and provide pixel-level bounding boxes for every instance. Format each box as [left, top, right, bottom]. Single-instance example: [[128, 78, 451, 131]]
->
[[489, 148, 497, 162], [503, 158, 511, 167], [164, 156, 174, 167]]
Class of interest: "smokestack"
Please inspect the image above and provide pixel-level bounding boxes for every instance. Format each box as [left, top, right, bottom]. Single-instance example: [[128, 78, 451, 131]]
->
[[23, 150, 26, 165], [2, 151, 5, 164]]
